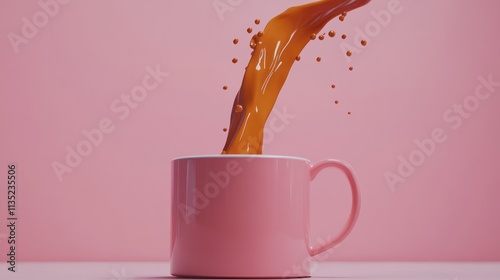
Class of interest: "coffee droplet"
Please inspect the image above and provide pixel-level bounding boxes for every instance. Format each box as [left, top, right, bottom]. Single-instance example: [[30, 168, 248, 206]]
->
[[254, 19, 261, 25], [250, 39, 257, 49], [223, 128, 228, 132], [361, 39, 367, 46], [316, 57, 321, 62], [342, 11, 347, 17], [342, 34, 347, 39], [348, 112, 352, 115], [346, 51, 352, 57], [295, 55, 301, 61], [223, 86, 228, 90], [318, 34, 325, 40], [257, 31, 263, 37], [235, 105, 243, 112], [221, 0, 373, 155], [328, 30, 336, 37], [233, 38, 239, 44], [339, 15, 345, 21], [247, 27, 253, 33], [331, 84, 336, 89], [232, 58, 238, 63], [349, 66, 353, 71]]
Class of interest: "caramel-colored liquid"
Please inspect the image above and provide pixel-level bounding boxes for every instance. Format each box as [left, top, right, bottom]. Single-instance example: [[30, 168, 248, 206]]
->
[[222, 0, 370, 154]]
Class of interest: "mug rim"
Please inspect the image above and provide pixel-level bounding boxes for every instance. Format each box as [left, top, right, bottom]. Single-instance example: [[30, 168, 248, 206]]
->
[[172, 154, 309, 162]]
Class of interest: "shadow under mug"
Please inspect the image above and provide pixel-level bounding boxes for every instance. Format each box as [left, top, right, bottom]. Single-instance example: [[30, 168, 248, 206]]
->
[[170, 155, 360, 278]]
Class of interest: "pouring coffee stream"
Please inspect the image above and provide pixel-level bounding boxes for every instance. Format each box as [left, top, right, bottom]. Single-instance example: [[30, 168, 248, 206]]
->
[[222, 0, 371, 154]]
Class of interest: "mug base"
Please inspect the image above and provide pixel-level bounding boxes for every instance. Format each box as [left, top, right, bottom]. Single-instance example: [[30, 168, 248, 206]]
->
[[171, 273, 311, 279]]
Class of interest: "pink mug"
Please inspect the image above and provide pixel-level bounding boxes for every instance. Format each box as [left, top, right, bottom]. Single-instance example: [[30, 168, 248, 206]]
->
[[170, 155, 360, 278]]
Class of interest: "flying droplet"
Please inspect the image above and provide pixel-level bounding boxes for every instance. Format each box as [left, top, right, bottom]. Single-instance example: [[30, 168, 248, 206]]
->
[[223, 128, 228, 132], [295, 55, 301, 61], [335, 100, 339, 104], [331, 84, 336, 89], [247, 27, 253, 33], [349, 66, 353, 71], [250, 39, 257, 49], [223, 86, 228, 90], [232, 58, 238, 63], [233, 38, 239, 44], [346, 51, 352, 57], [255, 19, 261, 25], [361, 40, 367, 46], [342, 34, 347, 39], [316, 57, 321, 62], [310, 33, 317, 40], [319, 34, 325, 40], [235, 105, 243, 112], [339, 16, 345, 21], [328, 30, 336, 37]]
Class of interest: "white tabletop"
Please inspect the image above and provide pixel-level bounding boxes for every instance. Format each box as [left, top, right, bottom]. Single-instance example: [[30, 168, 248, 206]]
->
[[0, 262, 499, 279]]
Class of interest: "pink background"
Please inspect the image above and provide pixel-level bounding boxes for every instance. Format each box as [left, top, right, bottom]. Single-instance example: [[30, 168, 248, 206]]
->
[[1, 0, 500, 261]]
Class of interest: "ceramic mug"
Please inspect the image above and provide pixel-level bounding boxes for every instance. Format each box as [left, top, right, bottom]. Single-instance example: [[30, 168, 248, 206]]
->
[[170, 155, 360, 278]]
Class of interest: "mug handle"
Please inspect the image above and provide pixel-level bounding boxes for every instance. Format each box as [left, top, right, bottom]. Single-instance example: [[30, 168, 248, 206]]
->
[[307, 160, 360, 256]]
